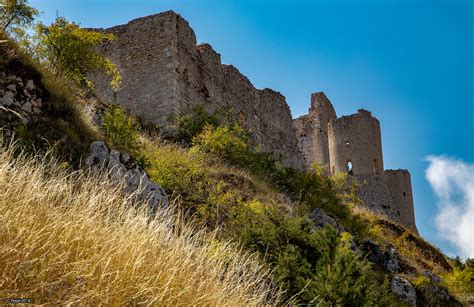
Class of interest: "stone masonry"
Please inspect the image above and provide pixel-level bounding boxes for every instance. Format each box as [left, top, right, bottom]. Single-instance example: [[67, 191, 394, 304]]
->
[[89, 11, 417, 232], [294, 93, 418, 233], [89, 11, 302, 169], [293, 92, 336, 172]]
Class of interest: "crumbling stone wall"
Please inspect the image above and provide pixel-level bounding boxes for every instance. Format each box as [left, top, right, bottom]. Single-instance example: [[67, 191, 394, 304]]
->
[[328, 109, 384, 176], [384, 170, 417, 233], [293, 92, 336, 171], [296, 95, 417, 232], [0, 58, 48, 134], [89, 10, 417, 231], [90, 11, 303, 169], [90, 12, 179, 127]]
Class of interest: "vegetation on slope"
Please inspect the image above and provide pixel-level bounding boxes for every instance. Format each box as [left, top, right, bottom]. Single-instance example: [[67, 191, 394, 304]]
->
[[0, 145, 279, 305], [1, 2, 472, 304]]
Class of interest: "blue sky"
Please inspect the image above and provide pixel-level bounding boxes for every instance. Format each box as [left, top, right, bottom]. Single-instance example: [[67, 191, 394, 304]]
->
[[30, 0, 474, 257]]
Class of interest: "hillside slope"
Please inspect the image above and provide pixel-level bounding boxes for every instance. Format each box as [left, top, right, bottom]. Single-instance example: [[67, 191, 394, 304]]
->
[[1, 30, 472, 305]]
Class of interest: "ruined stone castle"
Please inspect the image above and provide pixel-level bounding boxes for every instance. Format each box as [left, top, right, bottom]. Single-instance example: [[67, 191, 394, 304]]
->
[[90, 11, 417, 233]]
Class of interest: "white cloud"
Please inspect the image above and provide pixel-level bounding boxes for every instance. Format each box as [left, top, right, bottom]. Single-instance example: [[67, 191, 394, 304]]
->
[[425, 155, 474, 258]]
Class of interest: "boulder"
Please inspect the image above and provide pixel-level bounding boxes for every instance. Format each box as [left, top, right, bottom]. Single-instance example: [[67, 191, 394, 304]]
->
[[391, 276, 417, 306], [85, 141, 169, 212], [360, 240, 400, 273]]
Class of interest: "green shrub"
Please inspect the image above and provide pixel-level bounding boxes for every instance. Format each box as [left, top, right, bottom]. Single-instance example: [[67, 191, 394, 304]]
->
[[193, 123, 251, 166], [442, 259, 474, 295], [228, 204, 394, 304], [311, 228, 394, 305], [102, 105, 140, 151], [102, 105, 149, 166], [173, 105, 220, 144], [146, 145, 208, 207]]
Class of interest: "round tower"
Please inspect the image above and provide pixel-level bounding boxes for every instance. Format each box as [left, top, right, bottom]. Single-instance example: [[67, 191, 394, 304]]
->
[[328, 109, 384, 176], [384, 169, 418, 234]]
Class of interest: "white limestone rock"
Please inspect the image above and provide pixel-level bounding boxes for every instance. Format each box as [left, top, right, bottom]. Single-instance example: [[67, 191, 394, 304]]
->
[[86, 141, 169, 212]]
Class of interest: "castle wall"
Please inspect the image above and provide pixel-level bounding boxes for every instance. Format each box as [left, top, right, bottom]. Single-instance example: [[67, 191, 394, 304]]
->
[[357, 175, 397, 220], [384, 170, 418, 233], [293, 92, 336, 171], [328, 109, 384, 176], [90, 12, 180, 127], [90, 11, 303, 169], [89, 10, 417, 231]]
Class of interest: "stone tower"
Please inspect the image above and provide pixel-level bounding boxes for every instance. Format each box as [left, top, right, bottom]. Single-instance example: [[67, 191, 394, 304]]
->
[[296, 99, 418, 233], [328, 109, 384, 176], [384, 170, 417, 231], [293, 92, 336, 171]]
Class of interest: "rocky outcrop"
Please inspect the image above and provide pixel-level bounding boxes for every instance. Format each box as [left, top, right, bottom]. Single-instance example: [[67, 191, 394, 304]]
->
[[0, 60, 48, 131], [391, 276, 417, 306], [309, 208, 346, 233], [360, 240, 400, 273], [85, 141, 169, 212]]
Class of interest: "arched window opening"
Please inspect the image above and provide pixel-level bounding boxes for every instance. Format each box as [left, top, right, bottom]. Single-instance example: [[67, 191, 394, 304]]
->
[[373, 159, 379, 175], [403, 192, 406, 197], [347, 160, 353, 176]]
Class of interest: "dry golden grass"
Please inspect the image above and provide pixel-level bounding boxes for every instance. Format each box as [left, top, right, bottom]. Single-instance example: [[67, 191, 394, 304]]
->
[[0, 146, 280, 305]]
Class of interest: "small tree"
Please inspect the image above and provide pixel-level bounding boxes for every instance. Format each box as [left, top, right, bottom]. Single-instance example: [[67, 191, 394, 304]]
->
[[0, 0, 38, 32], [34, 17, 121, 91]]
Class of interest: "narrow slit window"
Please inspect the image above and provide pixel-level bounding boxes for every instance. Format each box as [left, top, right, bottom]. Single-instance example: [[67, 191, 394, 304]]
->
[[403, 192, 406, 197], [347, 160, 353, 176]]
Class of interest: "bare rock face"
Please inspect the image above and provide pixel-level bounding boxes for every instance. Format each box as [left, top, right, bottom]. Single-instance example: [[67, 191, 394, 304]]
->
[[391, 276, 417, 306], [85, 141, 169, 212], [360, 240, 400, 273], [309, 208, 346, 233]]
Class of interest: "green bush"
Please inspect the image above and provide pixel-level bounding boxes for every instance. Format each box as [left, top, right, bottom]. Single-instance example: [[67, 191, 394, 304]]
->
[[102, 105, 149, 166], [442, 258, 474, 296], [228, 203, 394, 304], [191, 124, 360, 227], [146, 145, 209, 207], [102, 105, 140, 151], [193, 123, 251, 166], [311, 229, 393, 305], [173, 105, 220, 144]]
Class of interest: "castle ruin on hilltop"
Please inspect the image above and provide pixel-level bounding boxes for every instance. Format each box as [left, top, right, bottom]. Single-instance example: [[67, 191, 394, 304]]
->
[[90, 11, 417, 233], [294, 94, 417, 233]]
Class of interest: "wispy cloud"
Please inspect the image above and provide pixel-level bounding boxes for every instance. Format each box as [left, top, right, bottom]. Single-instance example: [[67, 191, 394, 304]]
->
[[425, 155, 474, 258]]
